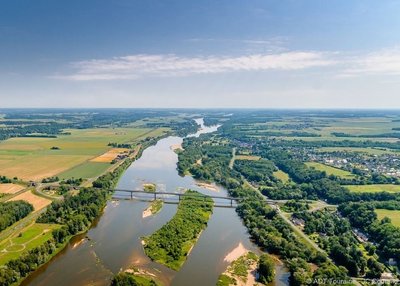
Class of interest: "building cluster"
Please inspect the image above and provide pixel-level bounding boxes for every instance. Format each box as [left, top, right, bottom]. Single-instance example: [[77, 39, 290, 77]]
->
[[298, 149, 400, 178]]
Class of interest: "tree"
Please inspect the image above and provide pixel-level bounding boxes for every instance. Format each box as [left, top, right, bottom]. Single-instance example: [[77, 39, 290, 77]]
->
[[257, 254, 275, 284]]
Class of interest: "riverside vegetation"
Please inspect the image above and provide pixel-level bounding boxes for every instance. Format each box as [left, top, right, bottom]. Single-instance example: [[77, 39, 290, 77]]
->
[[143, 190, 213, 270]]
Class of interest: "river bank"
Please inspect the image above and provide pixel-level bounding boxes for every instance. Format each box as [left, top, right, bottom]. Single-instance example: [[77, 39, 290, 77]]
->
[[22, 119, 289, 286]]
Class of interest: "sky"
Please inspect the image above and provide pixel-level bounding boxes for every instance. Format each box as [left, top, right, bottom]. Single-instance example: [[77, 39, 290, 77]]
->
[[1, 0, 400, 108]]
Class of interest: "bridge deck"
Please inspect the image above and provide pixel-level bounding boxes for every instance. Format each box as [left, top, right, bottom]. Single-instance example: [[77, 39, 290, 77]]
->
[[114, 189, 242, 201], [112, 189, 277, 206]]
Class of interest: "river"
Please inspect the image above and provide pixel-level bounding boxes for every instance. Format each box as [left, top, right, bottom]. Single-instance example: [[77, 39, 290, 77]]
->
[[22, 119, 289, 286]]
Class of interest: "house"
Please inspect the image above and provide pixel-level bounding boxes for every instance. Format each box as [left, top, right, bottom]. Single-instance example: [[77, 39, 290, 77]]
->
[[291, 217, 305, 227], [353, 229, 368, 243]]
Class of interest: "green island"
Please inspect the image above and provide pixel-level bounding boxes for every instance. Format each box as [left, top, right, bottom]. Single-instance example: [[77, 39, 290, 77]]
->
[[111, 272, 160, 286], [143, 183, 156, 193], [217, 252, 275, 286], [143, 199, 163, 218], [143, 190, 213, 270]]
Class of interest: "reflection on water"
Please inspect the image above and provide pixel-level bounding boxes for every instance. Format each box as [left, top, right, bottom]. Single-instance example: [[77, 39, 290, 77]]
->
[[23, 118, 289, 286]]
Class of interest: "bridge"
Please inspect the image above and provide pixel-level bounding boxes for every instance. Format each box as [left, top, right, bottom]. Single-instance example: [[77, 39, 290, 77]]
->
[[112, 189, 244, 208]]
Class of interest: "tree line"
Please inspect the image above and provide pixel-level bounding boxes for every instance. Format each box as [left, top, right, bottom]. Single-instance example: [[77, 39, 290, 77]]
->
[[0, 201, 34, 232]]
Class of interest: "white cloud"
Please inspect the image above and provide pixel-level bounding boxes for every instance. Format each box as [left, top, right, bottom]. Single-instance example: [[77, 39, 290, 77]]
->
[[341, 47, 400, 77], [54, 51, 335, 81]]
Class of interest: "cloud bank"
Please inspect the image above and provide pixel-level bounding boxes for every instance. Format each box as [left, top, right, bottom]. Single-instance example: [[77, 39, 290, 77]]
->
[[53, 47, 400, 81], [55, 51, 335, 81], [342, 48, 400, 77]]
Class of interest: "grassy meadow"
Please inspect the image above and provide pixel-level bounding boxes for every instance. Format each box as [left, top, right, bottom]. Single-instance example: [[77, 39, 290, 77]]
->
[[273, 169, 290, 183], [346, 184, 400, 193], [0, 223, 61, 265], [375, 209, 400, 227], [58, 162, 111, 180], [306, 162, 355, 179]]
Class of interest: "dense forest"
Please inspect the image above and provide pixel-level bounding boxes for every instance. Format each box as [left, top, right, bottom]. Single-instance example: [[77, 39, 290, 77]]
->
[[0, 201, 34, 232], [233, 159, 278, 187]]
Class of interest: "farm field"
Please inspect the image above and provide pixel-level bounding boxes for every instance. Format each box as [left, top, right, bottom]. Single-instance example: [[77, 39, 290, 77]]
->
[[234, 155, 261, 161], [8, 190, 52, 211], [273, 169, 290, 183], [0, 127, 166, 181], [248, 116, 400, 141], [0, 223, 60, 265], [90, 148, 129, 163], [0, 183, 24, 194], [346, 184, 400, 193], [317, 147, 398, 155], [306, 162, 355, 179], [375, 209, 400, 227], [58, 162, 111, 180], [281, 136, 400, 143]]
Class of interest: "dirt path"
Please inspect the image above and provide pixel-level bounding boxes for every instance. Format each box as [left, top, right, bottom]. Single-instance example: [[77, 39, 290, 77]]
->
[[229, 147, 236, 169]]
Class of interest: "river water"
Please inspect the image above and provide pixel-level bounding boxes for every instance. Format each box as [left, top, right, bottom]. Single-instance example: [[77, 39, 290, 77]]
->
[[22, 119, 289, 286]]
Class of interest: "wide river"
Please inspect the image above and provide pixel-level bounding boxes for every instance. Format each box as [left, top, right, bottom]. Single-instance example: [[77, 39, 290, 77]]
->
[[22, 119, 289, 286]]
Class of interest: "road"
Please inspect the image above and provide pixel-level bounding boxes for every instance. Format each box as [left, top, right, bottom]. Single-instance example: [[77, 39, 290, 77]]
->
[[243, 180, 327, 254], [273, 205, 326, 253], [228, 147, 236, 169]]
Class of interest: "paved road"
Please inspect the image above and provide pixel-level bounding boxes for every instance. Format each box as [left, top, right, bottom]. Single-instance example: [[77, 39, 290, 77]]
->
[[242, 179, 327, 255], [274, 206, 326, 253]]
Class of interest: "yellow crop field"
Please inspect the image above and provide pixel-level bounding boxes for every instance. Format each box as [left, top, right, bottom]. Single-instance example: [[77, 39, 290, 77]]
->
[[0, 184, 25, 194], [0, 155, 92, 181], [91, 148, 129, 163], [8, 191, 52, 211]]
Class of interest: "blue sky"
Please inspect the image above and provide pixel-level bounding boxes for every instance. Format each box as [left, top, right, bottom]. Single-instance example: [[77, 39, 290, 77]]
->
[[1, 0, 400, 108]]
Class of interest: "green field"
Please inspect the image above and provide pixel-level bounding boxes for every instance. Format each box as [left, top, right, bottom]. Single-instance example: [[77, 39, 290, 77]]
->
[[0, 223, 61, 265], [346, 184, 400, 193], [306, 162, 355, 179], [58, 161, 111, 180], [248, 116, 400, 141], [273, 169, 290, 183], [375, 209, 400, 227], [0, 127, 168, 181], [234, 155, 261, 161], [317, 147, 398, 155]]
